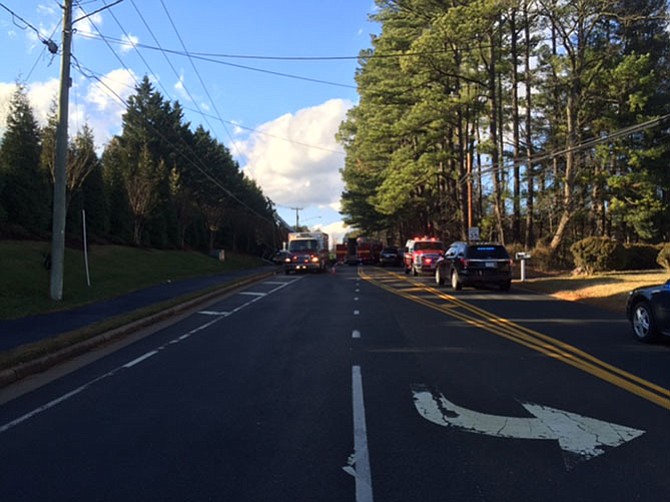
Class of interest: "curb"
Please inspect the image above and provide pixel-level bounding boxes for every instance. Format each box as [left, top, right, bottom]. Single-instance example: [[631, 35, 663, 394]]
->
[[0, 270, 275, 388]]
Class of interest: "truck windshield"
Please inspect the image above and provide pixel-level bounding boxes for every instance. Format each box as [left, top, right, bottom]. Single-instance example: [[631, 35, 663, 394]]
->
[[289, 240, 318, 252]]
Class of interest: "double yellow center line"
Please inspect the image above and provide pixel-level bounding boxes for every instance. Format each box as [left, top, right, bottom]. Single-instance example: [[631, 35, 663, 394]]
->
[[359, 268, 670, 411]]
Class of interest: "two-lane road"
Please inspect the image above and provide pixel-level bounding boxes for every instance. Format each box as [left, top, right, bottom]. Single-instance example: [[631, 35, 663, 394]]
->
[[0, 265, 668, 501]]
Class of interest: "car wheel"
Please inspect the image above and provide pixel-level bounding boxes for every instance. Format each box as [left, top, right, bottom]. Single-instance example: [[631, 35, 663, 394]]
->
[[631, 300, 659, 343], [500, 280, 511, 291], [435, 267, 444, 286], [451, 270, 462, 291]]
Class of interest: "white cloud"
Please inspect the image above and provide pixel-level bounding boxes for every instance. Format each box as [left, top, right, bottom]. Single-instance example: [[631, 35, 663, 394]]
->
[[83, 68, 138, 147], [0, 79, 59, 135], [174, 73, 191, 102], [315, 220, 350, 250], [120, 33, 139, 53], [27, 79, 60, 123], [73, 7, 103, 39], [240, 98, 352, 211]]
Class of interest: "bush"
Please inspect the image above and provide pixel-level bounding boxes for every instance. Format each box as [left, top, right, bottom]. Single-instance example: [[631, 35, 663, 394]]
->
[[570, 237, 626, 274], [623, 243, 662, 270], [656, 243, 670, 272]]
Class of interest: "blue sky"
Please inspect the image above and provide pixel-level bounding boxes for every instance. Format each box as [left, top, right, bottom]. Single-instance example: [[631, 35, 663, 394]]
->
[[0, 1, 379, 244]]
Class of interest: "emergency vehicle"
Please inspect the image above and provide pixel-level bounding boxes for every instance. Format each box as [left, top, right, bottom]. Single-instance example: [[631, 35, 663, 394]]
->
[[403, 236, 445, 275], [284, 232, 329, 274], [335, 243, 348, 263], [346, 237, 383, 265]]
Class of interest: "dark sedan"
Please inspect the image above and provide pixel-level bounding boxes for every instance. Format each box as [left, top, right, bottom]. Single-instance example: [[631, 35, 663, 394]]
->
[[379, 247, 401, 266], [626, 279, 670, 342]]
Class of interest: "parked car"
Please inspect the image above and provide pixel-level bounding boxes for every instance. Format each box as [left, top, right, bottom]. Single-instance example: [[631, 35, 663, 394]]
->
[[435, 242, 512, 291], [626, 279, 670, 343], [379, 247, 401, 267]]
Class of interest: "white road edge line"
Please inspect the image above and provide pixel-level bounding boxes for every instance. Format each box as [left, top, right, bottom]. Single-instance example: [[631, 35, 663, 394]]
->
[[0, 276, 305, 435], [123, 350, 159, 368], [350, 365, 374, 501]]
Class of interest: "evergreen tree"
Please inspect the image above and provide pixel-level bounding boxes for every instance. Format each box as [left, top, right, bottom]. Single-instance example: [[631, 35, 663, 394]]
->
[[0, 83, 50, 235], [101, 137, 133, 243]]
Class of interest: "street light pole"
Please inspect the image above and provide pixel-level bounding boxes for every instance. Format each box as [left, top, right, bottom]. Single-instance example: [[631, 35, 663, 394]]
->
[[49, 0, 73, 301]]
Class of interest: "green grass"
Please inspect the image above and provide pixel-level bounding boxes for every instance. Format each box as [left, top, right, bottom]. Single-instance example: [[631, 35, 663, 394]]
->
[[0, 240, 265, 320]]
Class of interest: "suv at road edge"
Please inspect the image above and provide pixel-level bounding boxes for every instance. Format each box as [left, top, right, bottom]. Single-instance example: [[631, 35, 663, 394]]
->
[[435, 241, 512, 291]]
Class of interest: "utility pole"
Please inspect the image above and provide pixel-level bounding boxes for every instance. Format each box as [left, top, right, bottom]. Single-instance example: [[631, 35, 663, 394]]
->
[[49, 0, 73, 301], [290, 207, 303, 231]]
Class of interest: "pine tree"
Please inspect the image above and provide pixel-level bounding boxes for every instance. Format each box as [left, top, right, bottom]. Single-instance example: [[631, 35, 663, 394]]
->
[[0, 83, 50, 235]]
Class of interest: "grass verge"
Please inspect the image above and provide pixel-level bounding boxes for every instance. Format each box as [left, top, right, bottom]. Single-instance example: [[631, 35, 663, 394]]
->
[[0, 240, 264, 319], [519, 269, 669, 313]]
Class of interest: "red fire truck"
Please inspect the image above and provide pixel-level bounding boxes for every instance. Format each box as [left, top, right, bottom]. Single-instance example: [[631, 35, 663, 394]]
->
[[403, 236, 444, 275], [346, 237, 382, 265]]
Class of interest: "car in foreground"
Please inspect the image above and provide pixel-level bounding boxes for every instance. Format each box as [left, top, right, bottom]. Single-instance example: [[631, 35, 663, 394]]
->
[[435, 242, 512, 291], [626, 279, 670, 343]]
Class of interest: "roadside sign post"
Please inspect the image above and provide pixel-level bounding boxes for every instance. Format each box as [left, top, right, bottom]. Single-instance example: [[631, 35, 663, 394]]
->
[[516, 252, 531, 281]]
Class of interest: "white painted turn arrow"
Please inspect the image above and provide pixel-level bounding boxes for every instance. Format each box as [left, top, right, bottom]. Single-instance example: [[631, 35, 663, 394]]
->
[[412, 385, 645, 469]]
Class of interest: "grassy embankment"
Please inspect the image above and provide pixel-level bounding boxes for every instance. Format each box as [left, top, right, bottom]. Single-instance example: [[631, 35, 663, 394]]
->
[[520, 269, 669, 313], [0, 240, 265, 320]]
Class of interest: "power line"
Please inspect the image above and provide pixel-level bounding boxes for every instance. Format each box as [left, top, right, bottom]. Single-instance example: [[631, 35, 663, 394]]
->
[[458, 113, 670, 185], [97, 0, 176, 110], [79, 31, 357, 89], [71, 56, 277, 225], [0, 2, 58, 53], [126, 0, 221, 139], [158, 0, 239, 157]]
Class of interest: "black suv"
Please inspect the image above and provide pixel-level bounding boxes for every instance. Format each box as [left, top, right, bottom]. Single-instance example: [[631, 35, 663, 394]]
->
[[435, 242, 512, 291]]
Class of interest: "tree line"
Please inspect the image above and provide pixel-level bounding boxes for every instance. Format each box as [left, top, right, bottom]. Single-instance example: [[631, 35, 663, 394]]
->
[[0, 76, 283, 256], [338, 0, 670, 263]]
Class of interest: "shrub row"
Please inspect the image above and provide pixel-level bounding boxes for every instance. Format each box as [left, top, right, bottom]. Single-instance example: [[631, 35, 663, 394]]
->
[[569, 237, 668, 274], [519, 239, 668, 273]]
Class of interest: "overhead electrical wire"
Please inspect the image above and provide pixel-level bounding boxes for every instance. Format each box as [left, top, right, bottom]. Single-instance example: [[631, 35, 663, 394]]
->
[[0, 2, 58, 53], [71, 2, 276, 224], [78, 31, 357, 89], [157, 0, 239, 157], [458, 113, 670, 186], [79, 0, 346, 158], [97, 0, 177, 106], [71, 55, 276, 225], [0, 2, 60, 82]]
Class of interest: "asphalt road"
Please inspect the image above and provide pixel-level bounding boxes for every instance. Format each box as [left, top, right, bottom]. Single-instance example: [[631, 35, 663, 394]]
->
[[0, 265, 668, 501]]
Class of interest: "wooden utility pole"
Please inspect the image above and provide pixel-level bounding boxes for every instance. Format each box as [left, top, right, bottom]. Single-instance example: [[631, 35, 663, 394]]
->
[[290, 207, 303, 231], [49, 0, 73, 301]]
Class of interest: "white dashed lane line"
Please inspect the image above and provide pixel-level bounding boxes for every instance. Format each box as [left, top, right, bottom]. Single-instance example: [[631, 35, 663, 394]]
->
[[0, 277, 303, 435]]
